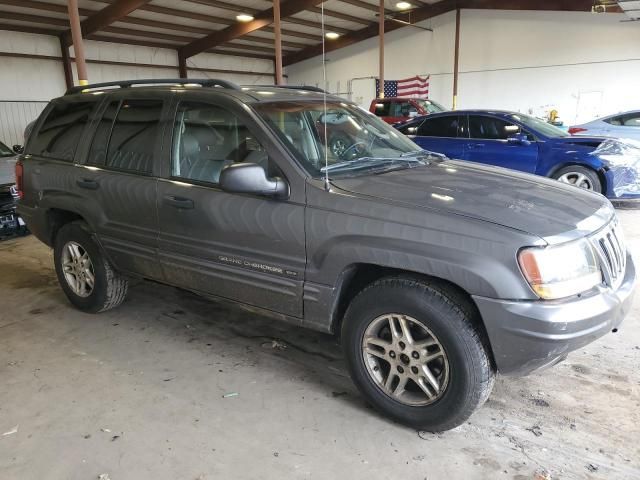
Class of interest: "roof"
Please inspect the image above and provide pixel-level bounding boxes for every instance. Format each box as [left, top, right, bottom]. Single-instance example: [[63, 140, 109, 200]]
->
[[60, 79, 346, 104]]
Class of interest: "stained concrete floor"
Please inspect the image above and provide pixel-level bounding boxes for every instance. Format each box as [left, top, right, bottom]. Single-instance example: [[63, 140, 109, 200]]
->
[[1, 211, 639, 480]]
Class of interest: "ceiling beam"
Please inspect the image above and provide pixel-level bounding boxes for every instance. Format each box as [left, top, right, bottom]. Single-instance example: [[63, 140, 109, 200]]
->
[[337, 0, 381, 13], [284, 0, 603, 66], [179, 0, 325, 58], [61, 0, 152, 46], [307, 6, 372, 25], [0, 22, 58, 36]]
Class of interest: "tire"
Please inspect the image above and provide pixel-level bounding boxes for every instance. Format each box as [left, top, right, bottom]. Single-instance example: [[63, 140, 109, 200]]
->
[[53, 221, 128, 313], [552, 165, 602, 193], [341, 277, 495, 432]]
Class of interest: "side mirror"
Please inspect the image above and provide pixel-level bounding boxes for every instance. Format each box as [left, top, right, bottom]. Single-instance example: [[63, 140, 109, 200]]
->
[[507, 132, 531, 146], [219, 163, 288, 198], [12, 145, 24, 154]]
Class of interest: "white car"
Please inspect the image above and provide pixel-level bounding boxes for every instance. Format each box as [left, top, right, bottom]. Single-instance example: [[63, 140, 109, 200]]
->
[[569, 110, 640, 141]]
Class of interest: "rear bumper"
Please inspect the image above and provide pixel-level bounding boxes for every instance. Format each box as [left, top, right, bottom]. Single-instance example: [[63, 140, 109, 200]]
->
[[473, 253, 636, 376], [16, 203, 48, 244]]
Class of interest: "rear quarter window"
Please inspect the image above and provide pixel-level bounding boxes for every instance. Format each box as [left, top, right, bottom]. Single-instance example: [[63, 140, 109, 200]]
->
[[27, 99, 97, 161]]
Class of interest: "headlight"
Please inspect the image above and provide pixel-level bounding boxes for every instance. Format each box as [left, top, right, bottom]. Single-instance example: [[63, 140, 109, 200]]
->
[[518, 239, 602, 300]]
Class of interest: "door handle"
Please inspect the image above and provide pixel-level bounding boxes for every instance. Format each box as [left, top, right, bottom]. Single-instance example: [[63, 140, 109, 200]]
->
[[163, 195, 194, 209], [76, 178, 99, 190]]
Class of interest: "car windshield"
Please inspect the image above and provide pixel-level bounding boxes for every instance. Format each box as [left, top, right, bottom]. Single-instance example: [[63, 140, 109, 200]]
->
[[510, 113, 569, 138], [0, 141, 13, 157], [254, 102, 441, 177], [415, 99, 446, 114]]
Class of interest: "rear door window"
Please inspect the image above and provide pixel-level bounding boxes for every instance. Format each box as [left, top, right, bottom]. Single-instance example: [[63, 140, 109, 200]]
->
[[417, 115, 463, 138], [88, 100, 119, 166], [28, 100, 97, 161], [105, 99, 163, 174], [468, 115, 521, 140]]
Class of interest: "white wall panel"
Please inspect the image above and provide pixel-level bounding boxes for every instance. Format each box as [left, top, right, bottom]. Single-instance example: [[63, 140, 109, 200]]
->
[[0, 101, 47, 147], [285, 9, 640, 124]]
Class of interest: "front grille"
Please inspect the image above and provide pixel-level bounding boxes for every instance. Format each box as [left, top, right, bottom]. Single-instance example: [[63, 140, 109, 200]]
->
[[590, 218, 627, 290]]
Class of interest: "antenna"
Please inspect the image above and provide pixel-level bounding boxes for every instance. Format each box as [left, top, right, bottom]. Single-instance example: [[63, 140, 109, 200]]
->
[[321, 2, 330, 192]]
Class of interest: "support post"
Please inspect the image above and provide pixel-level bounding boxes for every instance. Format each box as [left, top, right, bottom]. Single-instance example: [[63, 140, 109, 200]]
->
[[452, 8, 460, 110], [178, 53, 188, 79], [59, 35, 73, 89], [67, 0, 88, 85], [378, 0, 384, 98], [273, 0, 283, 85]]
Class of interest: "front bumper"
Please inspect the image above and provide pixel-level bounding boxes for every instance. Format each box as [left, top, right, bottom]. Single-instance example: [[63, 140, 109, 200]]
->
[[473, 253, 636, 376]]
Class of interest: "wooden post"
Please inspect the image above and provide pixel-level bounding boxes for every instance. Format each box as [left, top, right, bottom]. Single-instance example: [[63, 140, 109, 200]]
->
[[452, 8, 460, 110], [273, 0, 283, 85], [178, 53, 188, 79], [378, 0, 384, 98], [59, 35, 73, 90], [67, 0, 88, 85]]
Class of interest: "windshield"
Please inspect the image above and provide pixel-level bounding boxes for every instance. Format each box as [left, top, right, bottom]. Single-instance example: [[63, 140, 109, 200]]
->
[[415, 99, 446, 114], [510, 113, 569, 138], [0, 142, 13, 157], [254, 102, 439, 177]]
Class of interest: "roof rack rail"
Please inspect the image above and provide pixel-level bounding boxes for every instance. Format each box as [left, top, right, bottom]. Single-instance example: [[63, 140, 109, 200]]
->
[[247, 85, 328, 94], [65, 78, 241, 96]]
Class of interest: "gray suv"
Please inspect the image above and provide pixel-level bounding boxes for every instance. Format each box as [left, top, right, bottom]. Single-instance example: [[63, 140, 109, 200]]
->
[[16, 79, 636, 431]]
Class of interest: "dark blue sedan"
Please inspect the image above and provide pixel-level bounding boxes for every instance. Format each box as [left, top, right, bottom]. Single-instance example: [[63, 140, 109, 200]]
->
[[395, 110, 640, 201]]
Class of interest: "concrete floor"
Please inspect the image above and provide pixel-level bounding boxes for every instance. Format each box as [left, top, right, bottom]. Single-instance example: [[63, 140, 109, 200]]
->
[[1, 211, 639, 480]]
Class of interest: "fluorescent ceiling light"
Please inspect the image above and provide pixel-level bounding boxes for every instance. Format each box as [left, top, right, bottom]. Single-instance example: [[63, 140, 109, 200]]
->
[[236, 13, 254, 22], [396, 1, 412, 9], [325, 32, 340, 40]]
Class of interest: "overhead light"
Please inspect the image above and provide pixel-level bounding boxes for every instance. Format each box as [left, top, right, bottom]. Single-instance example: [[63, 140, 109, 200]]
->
[[236, 13, 254, 22], [396, 1, 412, 9], [325, 32, 340, 40]]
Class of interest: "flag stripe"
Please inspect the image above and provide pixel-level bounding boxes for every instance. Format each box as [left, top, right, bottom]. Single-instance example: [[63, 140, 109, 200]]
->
[[376, 75, 430, 98]]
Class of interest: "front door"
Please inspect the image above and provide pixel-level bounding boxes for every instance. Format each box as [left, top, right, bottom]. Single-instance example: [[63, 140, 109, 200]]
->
[[463, 115, 539, 173], [156, 97, 306, 317]]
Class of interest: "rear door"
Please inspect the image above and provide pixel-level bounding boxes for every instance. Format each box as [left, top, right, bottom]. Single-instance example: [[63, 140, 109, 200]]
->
[[399, 114, 466, 158], [72, 94, 167, 280], [463, 114, 539, 172], [156, 95, 306, 317]]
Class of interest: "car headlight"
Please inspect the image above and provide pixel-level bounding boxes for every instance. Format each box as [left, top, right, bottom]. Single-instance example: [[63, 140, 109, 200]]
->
[[518, 239, 602, 300]]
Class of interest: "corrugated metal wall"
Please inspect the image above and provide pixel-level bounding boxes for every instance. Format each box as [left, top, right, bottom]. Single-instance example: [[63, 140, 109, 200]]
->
[[0, 101, 47, 147]]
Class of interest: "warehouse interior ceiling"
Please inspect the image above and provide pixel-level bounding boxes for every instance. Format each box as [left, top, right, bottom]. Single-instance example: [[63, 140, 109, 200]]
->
[[0, 0, 625, 69]]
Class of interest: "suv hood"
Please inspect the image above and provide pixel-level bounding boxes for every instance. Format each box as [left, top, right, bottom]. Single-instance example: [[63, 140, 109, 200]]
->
[[331, 159, 613, 243]]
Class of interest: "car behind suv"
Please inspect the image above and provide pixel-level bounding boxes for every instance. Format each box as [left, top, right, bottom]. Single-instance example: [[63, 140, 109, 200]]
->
[[16, 79, 636, 432], [369, 97, 446, 124]]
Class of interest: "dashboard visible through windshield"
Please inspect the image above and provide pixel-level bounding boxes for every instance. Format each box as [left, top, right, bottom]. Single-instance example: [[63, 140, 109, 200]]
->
[[254, 102, 440, 177]]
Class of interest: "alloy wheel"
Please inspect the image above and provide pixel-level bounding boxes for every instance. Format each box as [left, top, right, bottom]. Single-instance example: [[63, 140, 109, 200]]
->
[[362, 313, 450, 406], [557, 171, 594, 190], [61, 241, 95, 298]]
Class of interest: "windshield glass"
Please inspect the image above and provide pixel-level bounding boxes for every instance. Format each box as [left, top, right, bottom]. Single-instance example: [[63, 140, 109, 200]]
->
[[415, 99, 445, 114], [0, 142, 13, 157], [254, 102, 438, 177], [510, 113, 569, 138]]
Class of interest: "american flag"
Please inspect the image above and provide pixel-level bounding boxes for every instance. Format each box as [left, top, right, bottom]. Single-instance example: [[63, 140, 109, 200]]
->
[[375, 75, 430, 98]]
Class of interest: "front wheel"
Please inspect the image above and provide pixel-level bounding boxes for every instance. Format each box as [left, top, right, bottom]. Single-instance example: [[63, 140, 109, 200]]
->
[[54, 221, 128, 313], [552, 166, 602, 193], [342, 277, 495, 432]]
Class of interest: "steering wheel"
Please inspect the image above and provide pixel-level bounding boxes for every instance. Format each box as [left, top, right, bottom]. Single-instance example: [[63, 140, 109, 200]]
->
[[340, 141, 367, 160]]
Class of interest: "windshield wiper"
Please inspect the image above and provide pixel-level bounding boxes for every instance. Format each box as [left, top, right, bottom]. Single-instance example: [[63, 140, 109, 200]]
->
[[400, 149, 447, 161], [320, 156, 426, 173]]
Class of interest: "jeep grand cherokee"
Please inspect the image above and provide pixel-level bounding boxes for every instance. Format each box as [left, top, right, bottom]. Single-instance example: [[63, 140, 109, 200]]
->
[[16, 79, 636, 431]]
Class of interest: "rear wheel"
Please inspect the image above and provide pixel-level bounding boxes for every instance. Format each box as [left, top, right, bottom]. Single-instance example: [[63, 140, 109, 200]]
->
[[552, 166, 602, 193], [54, 221, 128, 313], [342, 277, 494, 432]]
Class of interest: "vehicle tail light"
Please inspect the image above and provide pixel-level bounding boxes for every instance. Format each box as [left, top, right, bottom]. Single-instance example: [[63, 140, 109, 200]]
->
[[568, 127, 587, 135], [15, 158, 24, 199]]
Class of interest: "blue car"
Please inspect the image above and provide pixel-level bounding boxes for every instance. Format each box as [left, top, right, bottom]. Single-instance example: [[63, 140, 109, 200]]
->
[[395, 110, 640, 201]]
